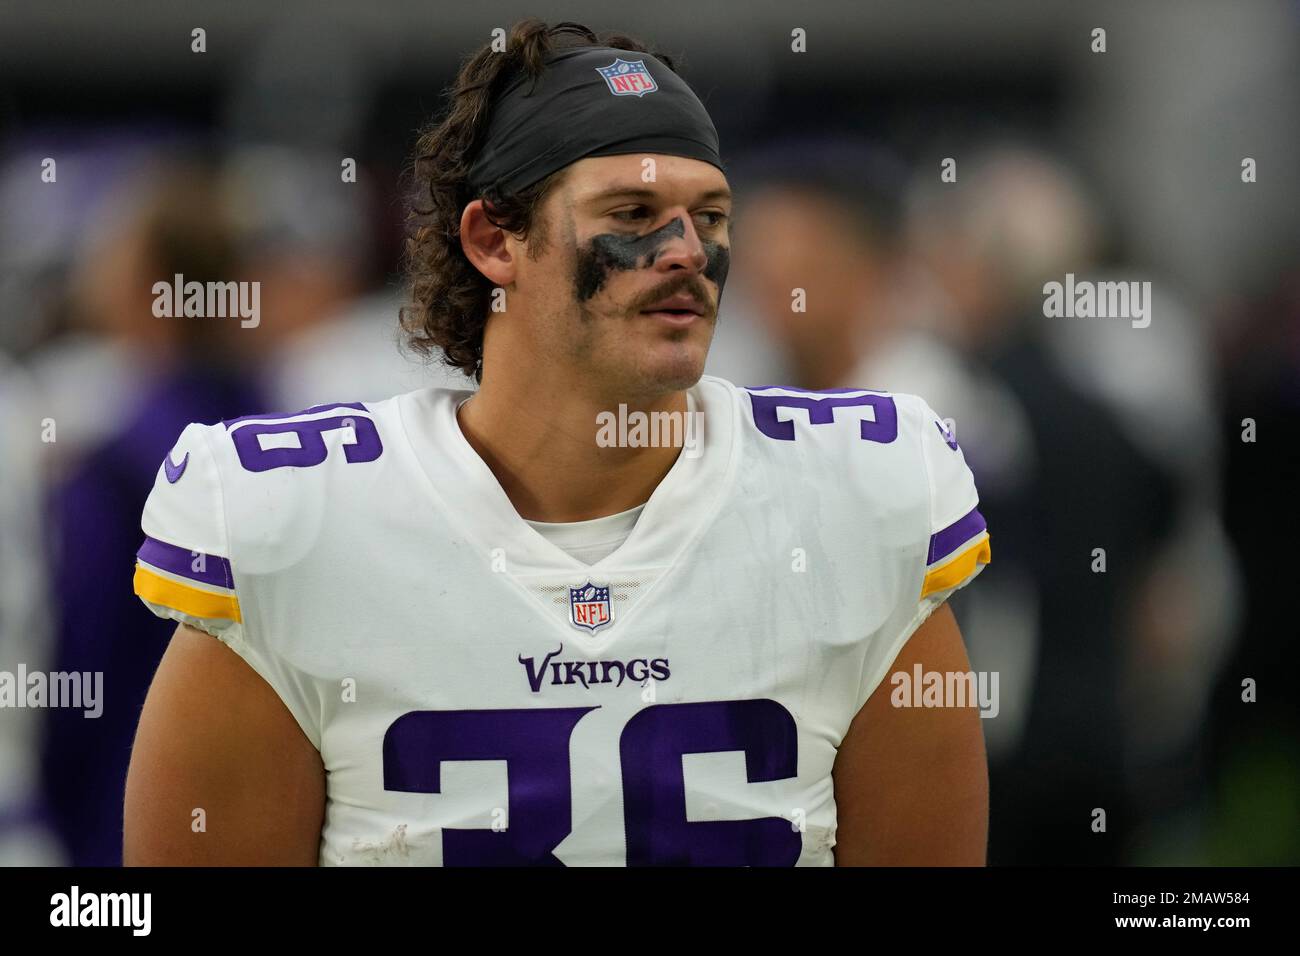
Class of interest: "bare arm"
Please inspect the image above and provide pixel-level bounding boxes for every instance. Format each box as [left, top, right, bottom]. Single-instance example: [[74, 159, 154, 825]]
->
[[832, 603, 989, 865], [124, 623, 325, 865]]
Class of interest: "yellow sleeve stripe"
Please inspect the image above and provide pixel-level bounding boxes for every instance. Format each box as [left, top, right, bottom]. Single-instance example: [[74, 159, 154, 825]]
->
[[134, 563, 243, 623], [920, 535, 991, 599]]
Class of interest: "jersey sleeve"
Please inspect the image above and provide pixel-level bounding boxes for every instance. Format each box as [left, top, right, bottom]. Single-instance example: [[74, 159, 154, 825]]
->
[[134, 423, 242, 637], [855, 397, 991, 709], [916, 403, 991, 612], [133, 421, 321, 748]]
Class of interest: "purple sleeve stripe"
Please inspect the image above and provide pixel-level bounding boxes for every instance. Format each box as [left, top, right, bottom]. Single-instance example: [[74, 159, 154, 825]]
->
[[136, 536, 234, 589], [927, 508, 988, 565], [222, 401, 367, 429]]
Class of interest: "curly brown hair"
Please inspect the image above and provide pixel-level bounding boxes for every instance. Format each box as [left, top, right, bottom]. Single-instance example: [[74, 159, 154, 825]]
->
[[400, 19, 682, 383]]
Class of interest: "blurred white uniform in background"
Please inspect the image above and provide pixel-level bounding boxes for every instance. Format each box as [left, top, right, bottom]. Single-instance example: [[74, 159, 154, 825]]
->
[[0, 353, 64, 864]]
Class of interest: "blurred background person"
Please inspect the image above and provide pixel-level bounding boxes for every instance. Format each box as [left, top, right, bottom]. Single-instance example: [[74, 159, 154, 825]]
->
[[0, 353, 63, 864], [901, 147, 1231, 864], [727, 139, 913, 392], [221, 144, 470, 408], [1, 136, 193, 469], [38, 158, 267, 865]]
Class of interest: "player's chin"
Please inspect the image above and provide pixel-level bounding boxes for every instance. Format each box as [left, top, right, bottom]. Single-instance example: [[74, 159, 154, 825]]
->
[[619, 309, 711, 378], [636, 333, 711, 391]]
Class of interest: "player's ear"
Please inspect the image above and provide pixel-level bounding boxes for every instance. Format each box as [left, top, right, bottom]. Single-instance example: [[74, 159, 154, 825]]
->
[[459, 199, 517, 287]]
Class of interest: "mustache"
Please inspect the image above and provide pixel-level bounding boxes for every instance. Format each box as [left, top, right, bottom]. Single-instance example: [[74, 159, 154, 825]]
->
[[628, 276, 716, 315]]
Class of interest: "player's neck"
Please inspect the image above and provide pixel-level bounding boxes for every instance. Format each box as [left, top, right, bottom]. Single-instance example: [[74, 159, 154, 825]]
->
[[456, 372, 690, 523]]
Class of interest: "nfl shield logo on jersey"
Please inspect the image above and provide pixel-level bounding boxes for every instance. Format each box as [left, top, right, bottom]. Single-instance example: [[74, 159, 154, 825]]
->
[[569, 582, 613, 633], [595, 58, 658, 97]]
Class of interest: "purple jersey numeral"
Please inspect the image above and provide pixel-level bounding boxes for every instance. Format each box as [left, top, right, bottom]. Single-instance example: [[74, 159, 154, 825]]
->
[[383, 707, 596, 866], [621, 699, 802, 866], [230, 414, 382, 472], [381, 699, 802, 866], [746, 389, 898, 443]]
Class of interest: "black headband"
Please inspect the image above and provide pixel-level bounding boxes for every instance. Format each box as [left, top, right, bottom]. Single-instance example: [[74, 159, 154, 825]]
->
[[466, 46, 723, 195]]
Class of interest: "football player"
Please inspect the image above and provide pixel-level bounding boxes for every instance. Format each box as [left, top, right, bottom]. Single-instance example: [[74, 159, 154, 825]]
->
[[124, 19, 991, 866]]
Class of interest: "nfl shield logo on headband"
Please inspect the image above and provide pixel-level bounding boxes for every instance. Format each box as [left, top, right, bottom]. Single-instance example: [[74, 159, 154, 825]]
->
[[596, 58, 658, 97], [569, 581, 613, 633]]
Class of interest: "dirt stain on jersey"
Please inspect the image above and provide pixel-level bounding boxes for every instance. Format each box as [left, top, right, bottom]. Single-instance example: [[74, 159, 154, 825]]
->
[[352, 823, 410, 864]]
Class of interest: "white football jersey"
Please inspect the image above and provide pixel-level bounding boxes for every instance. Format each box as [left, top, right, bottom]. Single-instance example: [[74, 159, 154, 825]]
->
[[134, 375, 990, 866]]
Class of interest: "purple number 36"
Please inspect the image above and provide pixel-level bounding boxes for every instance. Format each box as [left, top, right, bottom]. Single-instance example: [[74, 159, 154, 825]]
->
[[382, 699, 803, 866]]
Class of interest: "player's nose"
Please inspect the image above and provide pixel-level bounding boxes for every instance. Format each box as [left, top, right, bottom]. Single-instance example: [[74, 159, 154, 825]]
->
[[651, 212, 709, 275]]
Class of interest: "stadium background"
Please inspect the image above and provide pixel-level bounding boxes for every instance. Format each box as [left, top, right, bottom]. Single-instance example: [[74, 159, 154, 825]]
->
[[0, 0, 1296, 865]]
